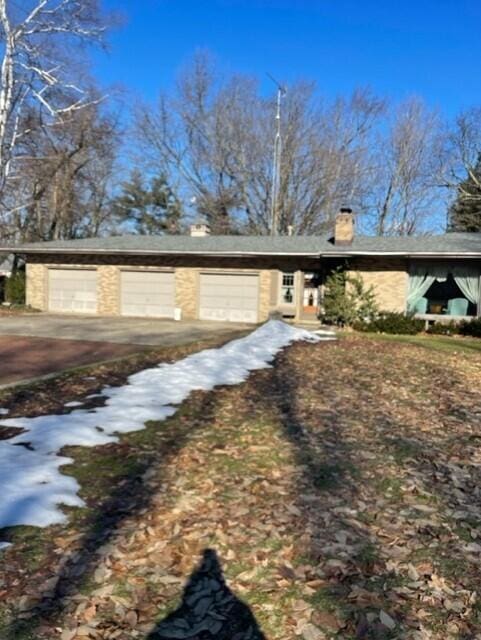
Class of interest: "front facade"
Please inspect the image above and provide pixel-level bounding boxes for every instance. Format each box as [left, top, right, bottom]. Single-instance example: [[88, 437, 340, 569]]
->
[[4, 214, 481, 324], [24, 253, 320, 323]]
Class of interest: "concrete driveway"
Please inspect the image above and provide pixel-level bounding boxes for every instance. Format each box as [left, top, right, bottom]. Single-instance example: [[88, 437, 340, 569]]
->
[[0, 313, 251, 346]]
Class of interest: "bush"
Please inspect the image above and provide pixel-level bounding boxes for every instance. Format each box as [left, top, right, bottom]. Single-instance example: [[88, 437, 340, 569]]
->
[[426, 321, 459, 336], [354, 312, 424, 335], [5, 271, 26, 305], [321, 267, 378, 326], [459, 318, 481, 338]]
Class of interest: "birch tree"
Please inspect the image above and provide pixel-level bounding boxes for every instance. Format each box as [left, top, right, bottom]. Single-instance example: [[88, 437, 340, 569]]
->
[[2, 99, 120, 242], [0, 0, 105, 197]]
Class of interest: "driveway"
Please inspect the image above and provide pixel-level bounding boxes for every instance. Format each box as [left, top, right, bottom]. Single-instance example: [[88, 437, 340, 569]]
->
[[0, 314, 250, 346], [0, 336, 146, 387], [0, 314, 250, 387]]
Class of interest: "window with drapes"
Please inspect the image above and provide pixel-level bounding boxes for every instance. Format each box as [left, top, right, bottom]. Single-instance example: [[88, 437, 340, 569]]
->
[[407, 263, 480, 316]]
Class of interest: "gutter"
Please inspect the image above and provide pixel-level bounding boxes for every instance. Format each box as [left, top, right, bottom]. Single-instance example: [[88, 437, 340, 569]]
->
[[2, 248, 481, 259]]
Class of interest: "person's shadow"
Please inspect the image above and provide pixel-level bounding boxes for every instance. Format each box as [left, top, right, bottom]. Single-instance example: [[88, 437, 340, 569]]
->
[[148, 548, 266, 639]]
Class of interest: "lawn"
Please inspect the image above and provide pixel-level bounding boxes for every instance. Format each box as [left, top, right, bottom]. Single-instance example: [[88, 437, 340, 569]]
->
[[358, 331, 481, 355], [1, 331, 481, 639]]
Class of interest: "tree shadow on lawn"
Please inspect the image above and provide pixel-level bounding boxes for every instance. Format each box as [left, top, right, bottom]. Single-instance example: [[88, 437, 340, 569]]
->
[[263, 349, 404, 639], [147, 548, 266, 640], [264, 340, 481, 639], [0, 387, 231, 640]]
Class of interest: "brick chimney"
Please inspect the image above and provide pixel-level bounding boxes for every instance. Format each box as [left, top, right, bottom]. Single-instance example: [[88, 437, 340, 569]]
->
[[334, 208, 355, 246], [190, 223, 211, 237]]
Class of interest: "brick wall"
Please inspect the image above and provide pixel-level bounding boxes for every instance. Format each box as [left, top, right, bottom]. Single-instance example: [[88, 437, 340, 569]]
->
[[26, 263, 46, 309], [25, 252, 411, 319], [25, 253, 309, 320], [349, 258, 408, 312]]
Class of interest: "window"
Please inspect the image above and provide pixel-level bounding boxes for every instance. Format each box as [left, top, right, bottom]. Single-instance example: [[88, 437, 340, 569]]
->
[[280, 272, 295, 304], [408, 264, 480, 317]]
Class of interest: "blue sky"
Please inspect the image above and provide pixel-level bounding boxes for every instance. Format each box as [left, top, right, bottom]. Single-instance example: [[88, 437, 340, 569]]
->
[[94, 0, 481, 115]]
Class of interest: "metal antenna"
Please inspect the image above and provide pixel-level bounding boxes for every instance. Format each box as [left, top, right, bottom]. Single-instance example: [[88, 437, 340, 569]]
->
[[267, 73, 286, 236]]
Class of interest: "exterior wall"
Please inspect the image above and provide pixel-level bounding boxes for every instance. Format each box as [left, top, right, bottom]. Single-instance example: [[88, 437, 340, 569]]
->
[[349, 258, 408, 312], [25, 253, 321, 321], [175, 268, 197, 320], [26, 263, 47, 310], [98, 265, 120, 315]]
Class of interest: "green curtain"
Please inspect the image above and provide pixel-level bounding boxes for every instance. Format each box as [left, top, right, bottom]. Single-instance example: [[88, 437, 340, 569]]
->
[[452, 267, 480, 305], [407, 267, 436, 312]]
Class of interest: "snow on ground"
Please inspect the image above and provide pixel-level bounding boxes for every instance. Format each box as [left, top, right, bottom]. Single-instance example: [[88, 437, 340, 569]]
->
[[0, 408, 9, 416], [0, 321, 326, 544]]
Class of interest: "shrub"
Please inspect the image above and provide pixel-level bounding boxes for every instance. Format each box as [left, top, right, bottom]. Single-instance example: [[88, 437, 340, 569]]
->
[[354, 312, 424, 335], [459, 318, 481, 338], [5, 271, 26, 305], [426, 321, 459, 336], [321, 267, 378, 326]]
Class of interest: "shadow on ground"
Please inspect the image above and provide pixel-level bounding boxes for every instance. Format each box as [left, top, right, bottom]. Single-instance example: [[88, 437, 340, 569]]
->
[[148, 549, 266, 640]]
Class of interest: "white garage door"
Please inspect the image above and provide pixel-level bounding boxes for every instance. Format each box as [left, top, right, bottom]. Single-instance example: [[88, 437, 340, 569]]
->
[[48, 269, 97, 314], [199, 273, 259, 323], [121, 270, 175, 318]]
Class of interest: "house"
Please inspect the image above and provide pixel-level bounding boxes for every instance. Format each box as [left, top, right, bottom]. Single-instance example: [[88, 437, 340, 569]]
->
[[0, 254, 12, 302], [2, 210, 481, 323]]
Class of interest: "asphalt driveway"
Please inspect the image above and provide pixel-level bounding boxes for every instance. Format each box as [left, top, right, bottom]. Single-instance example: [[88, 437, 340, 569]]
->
[[0, 314, 250, 346]]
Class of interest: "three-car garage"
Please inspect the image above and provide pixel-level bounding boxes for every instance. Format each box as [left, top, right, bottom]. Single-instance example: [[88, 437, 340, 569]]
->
[[46, 267, 261, 323]]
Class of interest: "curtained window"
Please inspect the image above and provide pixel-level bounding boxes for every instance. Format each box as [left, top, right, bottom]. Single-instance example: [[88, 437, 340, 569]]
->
[[408, 263, 480, 316]]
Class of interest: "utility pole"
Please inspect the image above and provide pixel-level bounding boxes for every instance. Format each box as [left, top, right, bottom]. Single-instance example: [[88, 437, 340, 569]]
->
[[267, 73, 286, 236]]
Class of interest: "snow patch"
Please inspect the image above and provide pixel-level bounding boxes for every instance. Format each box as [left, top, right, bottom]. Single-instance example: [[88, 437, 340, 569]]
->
[[0, 408, 9, 416], [0, 321, 324, 540], [64, 401, 84, 408]]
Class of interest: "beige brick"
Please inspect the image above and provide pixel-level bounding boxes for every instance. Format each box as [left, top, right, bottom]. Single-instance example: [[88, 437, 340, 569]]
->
[[350, 258, 408, 312], [98, 266, 119, 315], [26, 263, 47, 310], [259, 270, 272, 321], [175, 268, 197, 320]]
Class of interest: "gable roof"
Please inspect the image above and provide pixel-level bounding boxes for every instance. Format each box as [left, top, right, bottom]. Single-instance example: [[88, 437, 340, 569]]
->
[[2, 232, 481, 258]]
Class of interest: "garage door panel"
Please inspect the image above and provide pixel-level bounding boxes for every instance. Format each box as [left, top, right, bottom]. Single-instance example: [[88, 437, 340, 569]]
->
[[120, 271, 175, 318], [199, 273, 259, 323], [48, 269, 97, 314]]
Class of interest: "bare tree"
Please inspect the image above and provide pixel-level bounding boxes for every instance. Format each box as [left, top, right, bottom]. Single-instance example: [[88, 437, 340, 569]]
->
[[3, 101, 120, 242], [442, 107, 481, 230], [136, 53, 384, 235], [0, 0, 106, 197], [364, 98, 444, 236]]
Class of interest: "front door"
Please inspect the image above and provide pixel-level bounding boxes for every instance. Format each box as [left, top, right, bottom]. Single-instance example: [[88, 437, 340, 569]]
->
[[302, 272, 321, 316]]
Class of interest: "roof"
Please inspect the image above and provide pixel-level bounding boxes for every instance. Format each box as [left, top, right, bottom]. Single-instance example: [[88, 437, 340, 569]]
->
[[2, 232, 481, 258]]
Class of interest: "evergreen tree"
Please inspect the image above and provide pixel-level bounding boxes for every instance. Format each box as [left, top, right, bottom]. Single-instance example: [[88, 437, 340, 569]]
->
[[448, 155, 481, 232], [113, 170, 183, 235]]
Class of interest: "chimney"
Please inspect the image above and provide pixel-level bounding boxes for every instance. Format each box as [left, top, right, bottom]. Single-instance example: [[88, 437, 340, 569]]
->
[[190, 223, 211, 238], [334, 208, 355, 245]]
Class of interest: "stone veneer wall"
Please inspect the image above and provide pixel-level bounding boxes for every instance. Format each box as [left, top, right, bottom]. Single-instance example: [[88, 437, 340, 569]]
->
[[349, 257, 408, 312]]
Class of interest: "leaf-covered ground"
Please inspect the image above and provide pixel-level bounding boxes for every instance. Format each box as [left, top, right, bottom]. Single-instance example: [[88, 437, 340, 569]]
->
[[1, 333, 481, 639]]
